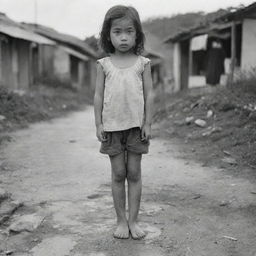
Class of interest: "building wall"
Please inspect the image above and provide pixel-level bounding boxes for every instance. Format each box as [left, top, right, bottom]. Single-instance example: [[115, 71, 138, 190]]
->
[[173, 42, 181, 92], [241, 19, 256, 70], [11, 39, 19, 90], [162, 43, 173, 86], [17, 40, 30, 90], [0, 36, 13, 88], [38, 45, 96, 89], [39, 45, 55, 78], [78, 61, 85, 89], [0, 36, 30, 90], [188, 76, 206, 88], [31, 43, 39, 85], [54, 47, 70, 83]]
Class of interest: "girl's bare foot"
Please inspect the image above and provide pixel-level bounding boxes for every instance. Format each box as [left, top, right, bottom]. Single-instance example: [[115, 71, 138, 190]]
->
[[128, 222, 145, 239], [113, 222, 129, 239]]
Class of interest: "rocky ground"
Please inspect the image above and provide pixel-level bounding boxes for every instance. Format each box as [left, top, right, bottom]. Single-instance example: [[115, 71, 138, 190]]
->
[[154, 84, 256, 178]]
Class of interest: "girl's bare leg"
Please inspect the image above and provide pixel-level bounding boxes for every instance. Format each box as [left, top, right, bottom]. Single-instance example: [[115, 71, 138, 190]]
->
[[109, 152, 129, 239], [127, 152, 145, 239]]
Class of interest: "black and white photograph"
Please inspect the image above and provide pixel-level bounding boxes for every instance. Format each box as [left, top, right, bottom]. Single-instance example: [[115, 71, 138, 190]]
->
[[0, 0, 256, 255]]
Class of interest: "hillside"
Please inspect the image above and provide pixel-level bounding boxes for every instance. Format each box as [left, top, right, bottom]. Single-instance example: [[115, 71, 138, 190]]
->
[[142, 8, 236, 39], [142, 12, 205, 39]]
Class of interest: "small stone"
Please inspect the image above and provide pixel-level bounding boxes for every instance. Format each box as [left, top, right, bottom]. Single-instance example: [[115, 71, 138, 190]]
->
[[219, 201, 229, 206], [9, 213, 45, 233], [0, 115, 6, 121], [5, 250, 14, 255], [193, 194, 201, 200], [183, 107, 189, 112], [206, 110, 213, 118], [202, 126, 222, 136], [174, 120, 185, 126], [223, 150, 231, 156], [195, 119, 207, 127], [222, 157, 237, 165], [185, 116, 194, 125]]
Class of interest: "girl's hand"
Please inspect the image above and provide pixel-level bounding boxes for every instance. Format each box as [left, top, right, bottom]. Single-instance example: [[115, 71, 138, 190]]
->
[[141, 124, 152, 141], [96, 124, 107, 142]]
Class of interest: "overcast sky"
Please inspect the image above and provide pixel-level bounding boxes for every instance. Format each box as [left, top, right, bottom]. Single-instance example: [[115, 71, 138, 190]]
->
[[0, 0, 255, 39]]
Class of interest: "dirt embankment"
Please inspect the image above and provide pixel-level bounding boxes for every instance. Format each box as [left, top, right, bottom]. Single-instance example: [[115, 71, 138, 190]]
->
[[154, 85, 256, 178], [0, 85, 93, 144]]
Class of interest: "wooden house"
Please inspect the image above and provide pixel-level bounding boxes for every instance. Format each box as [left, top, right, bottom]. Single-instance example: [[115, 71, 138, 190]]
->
[[24, 24, 98, 90], [164, 2, 256, 91], [0, 13, 55, 90]]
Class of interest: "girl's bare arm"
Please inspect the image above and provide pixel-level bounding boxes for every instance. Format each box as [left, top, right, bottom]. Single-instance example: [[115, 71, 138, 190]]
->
[[143, 62, 154, 126], [94, 63, 106, 141], [142, 62, 154, 140]]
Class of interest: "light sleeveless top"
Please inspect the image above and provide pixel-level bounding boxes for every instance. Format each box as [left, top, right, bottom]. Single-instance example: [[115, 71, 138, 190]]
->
[[97, 55, 150, 132]]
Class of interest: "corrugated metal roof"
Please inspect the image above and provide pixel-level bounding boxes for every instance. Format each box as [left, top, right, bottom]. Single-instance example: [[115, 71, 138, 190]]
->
[[216, 2, 256, 21], [164, 21, 238, 43], [164, 2, 256, 43], [60, 46, 89, 61], [0, 24, 55, 45], [23, 24, 98, 59]]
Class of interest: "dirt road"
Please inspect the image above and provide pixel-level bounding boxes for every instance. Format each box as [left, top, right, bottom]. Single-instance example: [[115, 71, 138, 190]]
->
[[0, 106, 256, 256]]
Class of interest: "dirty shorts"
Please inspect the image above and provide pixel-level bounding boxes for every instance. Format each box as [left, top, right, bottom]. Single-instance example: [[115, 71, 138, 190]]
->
[[100, 127, 149, 156]]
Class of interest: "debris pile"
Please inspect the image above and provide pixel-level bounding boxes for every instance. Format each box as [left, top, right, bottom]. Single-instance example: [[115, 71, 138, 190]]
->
[[154, 86, 256, 169]]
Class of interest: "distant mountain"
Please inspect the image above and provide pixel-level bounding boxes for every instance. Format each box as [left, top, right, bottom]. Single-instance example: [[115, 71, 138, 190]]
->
[[142, 12, 205, 39]]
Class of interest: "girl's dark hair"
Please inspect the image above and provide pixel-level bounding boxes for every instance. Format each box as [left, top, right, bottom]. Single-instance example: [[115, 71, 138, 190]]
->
[[99, 5, 145, 55]]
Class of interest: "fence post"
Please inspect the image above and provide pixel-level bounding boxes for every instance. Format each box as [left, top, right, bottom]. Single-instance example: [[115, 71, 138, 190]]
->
[[227, 22, 236, 89]]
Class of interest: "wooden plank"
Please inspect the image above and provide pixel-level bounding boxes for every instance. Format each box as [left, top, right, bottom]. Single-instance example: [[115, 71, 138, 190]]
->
[[188, 39, 193, 76], [227, 22, 236, 88]]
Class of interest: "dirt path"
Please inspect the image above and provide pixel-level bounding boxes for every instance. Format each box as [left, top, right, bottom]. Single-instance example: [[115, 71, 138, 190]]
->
[[0, 107, 255, 256]]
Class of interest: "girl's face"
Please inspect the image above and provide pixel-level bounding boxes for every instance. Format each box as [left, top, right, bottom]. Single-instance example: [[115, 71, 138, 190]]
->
[[110, 17, 136, 53]]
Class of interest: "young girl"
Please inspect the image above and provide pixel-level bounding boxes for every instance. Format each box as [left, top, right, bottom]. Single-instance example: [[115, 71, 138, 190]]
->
[[94, 5, 154, 240]]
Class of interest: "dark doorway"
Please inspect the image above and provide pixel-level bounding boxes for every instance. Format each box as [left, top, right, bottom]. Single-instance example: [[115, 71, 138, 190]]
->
[[180, 40, 189, 90]]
